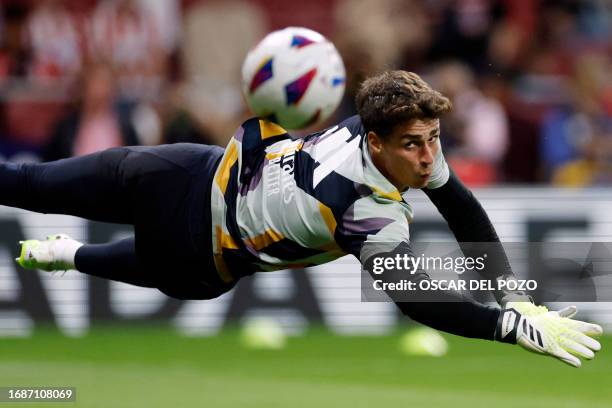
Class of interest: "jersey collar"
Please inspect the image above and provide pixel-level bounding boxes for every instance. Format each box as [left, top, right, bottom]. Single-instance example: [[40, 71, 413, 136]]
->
[[360, 135, 403, 201]]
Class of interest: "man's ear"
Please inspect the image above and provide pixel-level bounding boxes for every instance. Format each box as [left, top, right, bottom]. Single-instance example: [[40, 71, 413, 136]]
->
[[367, 131, 383, 154]]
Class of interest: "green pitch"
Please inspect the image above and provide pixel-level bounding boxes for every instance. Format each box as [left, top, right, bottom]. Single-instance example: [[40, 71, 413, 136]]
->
[[0, 325, 610, 408]]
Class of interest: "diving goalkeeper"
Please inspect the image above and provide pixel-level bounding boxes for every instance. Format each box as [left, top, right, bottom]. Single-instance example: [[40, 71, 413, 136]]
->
[[1, 70, 602, 367]]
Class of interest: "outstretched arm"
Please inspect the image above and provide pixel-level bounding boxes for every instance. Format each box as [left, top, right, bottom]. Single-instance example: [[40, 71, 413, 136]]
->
[[361, 241, 603, 367], [361, 241, 500, 340], [423, 169, 529, 304]]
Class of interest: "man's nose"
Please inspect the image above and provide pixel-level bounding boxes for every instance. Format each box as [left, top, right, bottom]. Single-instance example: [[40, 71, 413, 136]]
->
[[420, 144, 434, 167]]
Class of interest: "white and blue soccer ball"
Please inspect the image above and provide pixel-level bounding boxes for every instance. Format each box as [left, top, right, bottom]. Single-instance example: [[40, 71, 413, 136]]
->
[[241, 27, 346, 130]]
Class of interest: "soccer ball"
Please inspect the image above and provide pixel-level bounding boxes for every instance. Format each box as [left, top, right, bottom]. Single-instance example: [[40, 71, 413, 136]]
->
[[241, 27, 346, 130], [399, 327, 449, 357], [240, 317, 287, 350]]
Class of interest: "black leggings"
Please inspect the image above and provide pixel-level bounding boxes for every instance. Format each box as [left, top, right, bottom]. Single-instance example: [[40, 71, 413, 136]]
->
[[76, 237, 154, 287], [0, 144, 231, 299]]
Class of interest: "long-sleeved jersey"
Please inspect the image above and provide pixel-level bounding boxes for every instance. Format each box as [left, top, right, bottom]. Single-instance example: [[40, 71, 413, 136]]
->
[[210, 115, 449, 283]]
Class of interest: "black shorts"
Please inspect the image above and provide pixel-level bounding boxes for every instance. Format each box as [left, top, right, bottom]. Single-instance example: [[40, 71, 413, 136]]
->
[[3, 142, 233, 299], [112, 143, 234, 299]]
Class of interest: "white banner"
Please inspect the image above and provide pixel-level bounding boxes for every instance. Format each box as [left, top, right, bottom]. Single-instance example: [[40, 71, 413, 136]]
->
[[0, 187, 611, 336]]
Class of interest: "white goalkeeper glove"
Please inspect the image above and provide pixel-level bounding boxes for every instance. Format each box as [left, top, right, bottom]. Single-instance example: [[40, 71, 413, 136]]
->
[[504, 300, 548, 317], [495, 304, 603, 367]]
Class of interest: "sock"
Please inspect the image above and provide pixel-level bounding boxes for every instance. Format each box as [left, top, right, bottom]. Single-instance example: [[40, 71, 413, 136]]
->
[[53, 238, 83, 270]]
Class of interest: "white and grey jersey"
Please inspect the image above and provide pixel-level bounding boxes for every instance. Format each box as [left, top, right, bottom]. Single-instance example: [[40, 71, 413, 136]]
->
[[209, 115, 449, 283]]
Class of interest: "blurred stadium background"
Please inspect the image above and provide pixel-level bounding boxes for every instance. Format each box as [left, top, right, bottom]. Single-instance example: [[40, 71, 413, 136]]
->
[[0, 0, 610, 407]]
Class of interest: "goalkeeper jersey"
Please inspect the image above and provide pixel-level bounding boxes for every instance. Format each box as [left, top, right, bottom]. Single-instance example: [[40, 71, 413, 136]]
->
[[210, 115, 449, 283]]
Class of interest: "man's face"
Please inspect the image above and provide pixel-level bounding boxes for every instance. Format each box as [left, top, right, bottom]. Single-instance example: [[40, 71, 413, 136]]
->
[[368, 119, 440, 190]]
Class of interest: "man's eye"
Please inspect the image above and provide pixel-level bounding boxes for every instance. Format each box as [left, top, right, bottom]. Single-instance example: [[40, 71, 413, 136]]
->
[[429, 135, 439, 143], [404, 143, 416, 149]]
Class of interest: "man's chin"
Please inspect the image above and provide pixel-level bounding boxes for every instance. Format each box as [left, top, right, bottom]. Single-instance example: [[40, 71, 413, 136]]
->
[[406, 179, 429, 189]]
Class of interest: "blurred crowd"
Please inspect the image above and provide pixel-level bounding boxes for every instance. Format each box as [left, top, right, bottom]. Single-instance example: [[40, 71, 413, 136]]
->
[[0, 0, 609, 186]]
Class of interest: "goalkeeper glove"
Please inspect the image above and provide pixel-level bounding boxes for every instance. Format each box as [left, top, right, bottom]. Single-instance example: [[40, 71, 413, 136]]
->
[[495, 305, 603, 367], [504, 300, 548, 317]]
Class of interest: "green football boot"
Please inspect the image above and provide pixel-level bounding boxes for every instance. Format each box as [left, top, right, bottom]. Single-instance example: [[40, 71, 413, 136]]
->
[[16, 234, 82, 272]]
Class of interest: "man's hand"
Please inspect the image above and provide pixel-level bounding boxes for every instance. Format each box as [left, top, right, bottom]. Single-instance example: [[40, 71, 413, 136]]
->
[[495, 304, 603, 367], [504, 300, 548, 317]]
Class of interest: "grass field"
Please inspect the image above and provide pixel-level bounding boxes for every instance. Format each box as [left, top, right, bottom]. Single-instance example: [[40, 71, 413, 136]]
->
[[0, 326, 610, 408]]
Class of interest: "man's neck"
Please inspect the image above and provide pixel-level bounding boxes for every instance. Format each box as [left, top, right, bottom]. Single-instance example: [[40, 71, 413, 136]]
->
[[366, 143, 405, 192]]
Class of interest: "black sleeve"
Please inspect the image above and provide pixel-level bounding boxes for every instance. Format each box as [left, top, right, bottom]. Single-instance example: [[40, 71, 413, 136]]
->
[[423, 169, 501, 243], [394, 277, 500, 340], [423, 169, 529, 305], [361, 241, 500, 340]]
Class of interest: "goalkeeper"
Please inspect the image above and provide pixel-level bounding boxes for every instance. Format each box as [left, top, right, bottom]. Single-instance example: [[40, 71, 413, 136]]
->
[[1, 70, 602, 367]]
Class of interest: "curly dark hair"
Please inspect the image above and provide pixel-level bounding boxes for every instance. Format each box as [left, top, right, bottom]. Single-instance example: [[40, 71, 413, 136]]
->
[[355, 70, 452, 137]]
